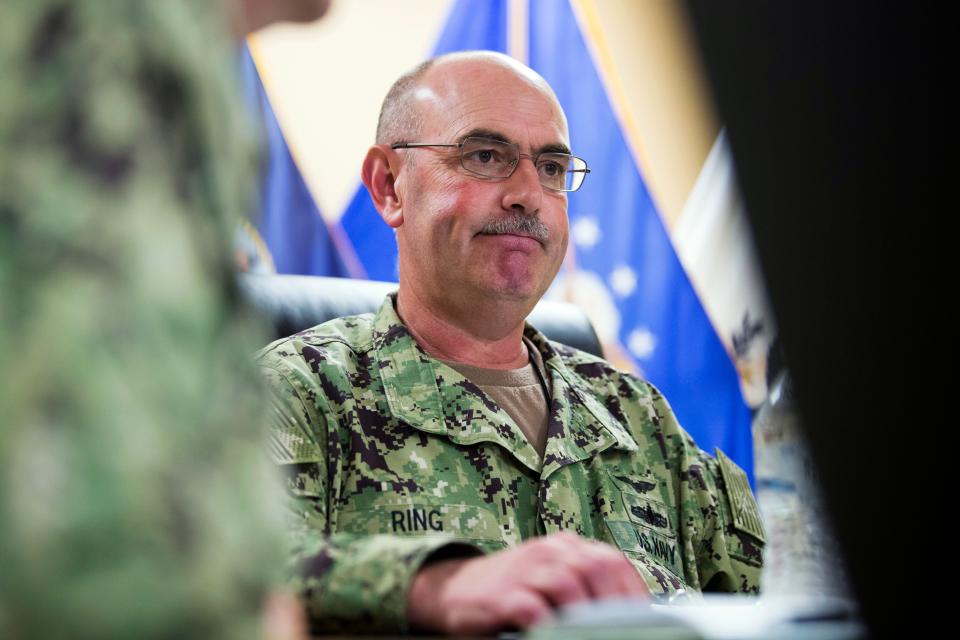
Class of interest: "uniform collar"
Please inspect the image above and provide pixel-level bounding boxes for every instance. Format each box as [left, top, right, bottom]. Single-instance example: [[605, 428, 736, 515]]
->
[[372, 294, 637, 478]]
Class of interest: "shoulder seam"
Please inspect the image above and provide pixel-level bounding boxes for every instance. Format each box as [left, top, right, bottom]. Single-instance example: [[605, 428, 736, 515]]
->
[[258, 320, 376, 359], [261, 362, 328, 464]]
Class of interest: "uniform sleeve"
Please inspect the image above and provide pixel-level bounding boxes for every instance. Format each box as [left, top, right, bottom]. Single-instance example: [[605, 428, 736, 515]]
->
[[0, 3, 285, 638], [647, 386, 764, 594], [260, 361, 480, 633]]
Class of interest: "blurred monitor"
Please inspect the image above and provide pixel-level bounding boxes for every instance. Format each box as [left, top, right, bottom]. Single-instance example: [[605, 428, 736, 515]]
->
[[684, 2, 944, 636]]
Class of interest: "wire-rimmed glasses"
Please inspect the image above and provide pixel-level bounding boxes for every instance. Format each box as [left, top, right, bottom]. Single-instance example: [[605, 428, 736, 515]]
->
[[391, 136, 590, 192]]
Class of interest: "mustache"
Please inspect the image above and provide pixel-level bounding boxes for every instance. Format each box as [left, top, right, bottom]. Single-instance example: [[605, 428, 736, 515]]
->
[[477, 214, 549, 243]]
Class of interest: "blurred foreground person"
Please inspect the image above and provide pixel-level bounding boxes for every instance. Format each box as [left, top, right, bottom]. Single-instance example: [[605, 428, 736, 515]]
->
[[0, 1, 327, 638]]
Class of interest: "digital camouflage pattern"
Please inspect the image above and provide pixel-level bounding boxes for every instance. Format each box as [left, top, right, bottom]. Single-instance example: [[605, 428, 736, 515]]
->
[[0, 2, 285, 638], [258, 294, 765, 633]]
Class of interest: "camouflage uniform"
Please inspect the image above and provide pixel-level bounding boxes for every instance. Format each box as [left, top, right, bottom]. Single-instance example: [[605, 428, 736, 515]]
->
[[259, 294, 765, 633], [0, 2, 284, 638]]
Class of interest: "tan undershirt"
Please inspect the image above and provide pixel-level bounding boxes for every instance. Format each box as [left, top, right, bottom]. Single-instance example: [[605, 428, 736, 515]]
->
[[443, 337, 551, 460]]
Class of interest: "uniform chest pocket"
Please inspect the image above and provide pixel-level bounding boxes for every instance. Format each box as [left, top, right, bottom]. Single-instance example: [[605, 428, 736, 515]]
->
[[603, 474, 687, 590], [335, 500, 505, 546]]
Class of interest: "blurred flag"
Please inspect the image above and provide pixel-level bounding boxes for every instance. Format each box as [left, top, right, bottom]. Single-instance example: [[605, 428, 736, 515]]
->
[[339, 0, 509, 281], [531, 0, 755, 478], [240, 46, 355, 277], [672, 130, 775, 416]]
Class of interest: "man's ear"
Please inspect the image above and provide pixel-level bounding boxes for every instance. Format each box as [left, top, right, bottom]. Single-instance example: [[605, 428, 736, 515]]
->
[[361, 145, 404, 228]]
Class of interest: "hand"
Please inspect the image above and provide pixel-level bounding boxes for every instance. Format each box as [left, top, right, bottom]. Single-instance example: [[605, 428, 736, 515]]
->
[[260, 591, 308, 640], [407, 531, 649, 635]]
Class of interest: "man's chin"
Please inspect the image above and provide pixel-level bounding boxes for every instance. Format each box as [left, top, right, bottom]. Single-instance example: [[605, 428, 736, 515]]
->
[[461, 259, 560, 308], [475, 276, 548, 305]]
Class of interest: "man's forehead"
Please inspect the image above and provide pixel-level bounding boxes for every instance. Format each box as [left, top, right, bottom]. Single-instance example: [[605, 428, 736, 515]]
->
[[413, 55, 569, 146], [452, 126, 571, 156]]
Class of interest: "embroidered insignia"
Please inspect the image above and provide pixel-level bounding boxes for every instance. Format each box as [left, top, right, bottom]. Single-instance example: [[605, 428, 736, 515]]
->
[[716, 448, 766, 542]]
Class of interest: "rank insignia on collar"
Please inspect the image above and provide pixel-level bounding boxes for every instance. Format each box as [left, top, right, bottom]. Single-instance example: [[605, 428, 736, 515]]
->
[[716, 448, 766, 542]]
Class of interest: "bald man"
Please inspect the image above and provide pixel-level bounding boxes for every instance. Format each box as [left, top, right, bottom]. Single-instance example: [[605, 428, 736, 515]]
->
[[258, 51, 764, 636]]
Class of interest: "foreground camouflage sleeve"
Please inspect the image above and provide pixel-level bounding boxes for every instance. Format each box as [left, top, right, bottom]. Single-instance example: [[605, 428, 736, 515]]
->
[[261, 360, 479, 633], [0, 2, 286, 638], [643, 380, 764, 593]]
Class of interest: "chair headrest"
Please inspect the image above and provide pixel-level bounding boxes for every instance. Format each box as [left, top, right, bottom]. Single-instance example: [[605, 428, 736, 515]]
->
[[238, 274, 604, 358]]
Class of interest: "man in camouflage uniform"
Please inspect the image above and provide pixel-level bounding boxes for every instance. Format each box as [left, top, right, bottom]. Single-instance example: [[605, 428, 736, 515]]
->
[[0, 1, 328, 638], [258, 51, 765, 635]]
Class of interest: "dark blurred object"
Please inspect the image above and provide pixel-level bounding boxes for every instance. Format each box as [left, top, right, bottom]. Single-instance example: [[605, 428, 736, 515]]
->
[[239, 274, 604, 357], [684, 2, 946, 637]]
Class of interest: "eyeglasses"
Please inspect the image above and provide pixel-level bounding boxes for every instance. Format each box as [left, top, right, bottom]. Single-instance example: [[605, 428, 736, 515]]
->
[[391, 136, 590, 192]]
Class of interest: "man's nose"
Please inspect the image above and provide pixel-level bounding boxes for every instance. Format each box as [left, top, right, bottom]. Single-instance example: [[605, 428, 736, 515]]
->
[[501, 155, 543, 214]]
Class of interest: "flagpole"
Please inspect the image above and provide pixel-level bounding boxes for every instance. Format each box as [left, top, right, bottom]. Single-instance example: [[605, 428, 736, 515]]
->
[[507, 0, 528, 64]]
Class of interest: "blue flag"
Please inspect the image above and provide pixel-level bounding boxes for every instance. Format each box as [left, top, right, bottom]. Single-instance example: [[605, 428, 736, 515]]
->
[[241, 47, 353, 277], [528, 0, 753, 477]]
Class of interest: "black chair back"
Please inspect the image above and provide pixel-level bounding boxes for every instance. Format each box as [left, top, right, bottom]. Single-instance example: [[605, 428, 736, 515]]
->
[[239, 274, 603, 358]]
